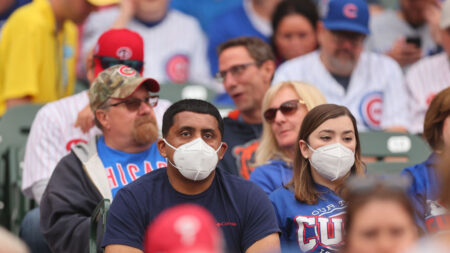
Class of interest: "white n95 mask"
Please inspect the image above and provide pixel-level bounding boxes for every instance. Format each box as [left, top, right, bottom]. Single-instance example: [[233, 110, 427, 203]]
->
[[163, 138, 222, 181], [307, 143, 355, 181]]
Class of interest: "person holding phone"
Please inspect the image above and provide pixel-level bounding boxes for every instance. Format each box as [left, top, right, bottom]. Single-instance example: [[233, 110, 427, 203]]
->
[[366, 0, 442, 69]]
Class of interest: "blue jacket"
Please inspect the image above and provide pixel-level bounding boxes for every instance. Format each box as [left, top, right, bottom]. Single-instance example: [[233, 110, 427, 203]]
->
[[250, 159, 293, 195], [401, 153, 449, 233]]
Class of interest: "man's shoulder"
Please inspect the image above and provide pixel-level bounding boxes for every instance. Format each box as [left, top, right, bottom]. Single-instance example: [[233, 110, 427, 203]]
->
[[167, 9, 201, 27], [279, 51, 319, 69], [359, 51, 401, 71], [36, 91, 88, 118], [407, 52, 448, 76]]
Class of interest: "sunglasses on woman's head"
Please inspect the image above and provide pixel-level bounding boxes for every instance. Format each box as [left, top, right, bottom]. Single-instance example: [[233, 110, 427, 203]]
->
[[96, 56, 144, 73], [263, 99, 304, 122]]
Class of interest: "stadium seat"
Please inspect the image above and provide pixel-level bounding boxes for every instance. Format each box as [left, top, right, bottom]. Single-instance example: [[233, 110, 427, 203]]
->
[[90, 199, 110, 253], [360, 131, 432, 175], [0, 104, 42, 233]]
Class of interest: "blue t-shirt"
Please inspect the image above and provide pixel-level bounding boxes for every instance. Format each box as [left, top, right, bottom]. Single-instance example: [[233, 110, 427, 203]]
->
[[97, 136, 167, 197], [401, 153, 449, 234], [270, 185, 346, 253], [102, 168, 280, 252], [250, 160, 293, 195]]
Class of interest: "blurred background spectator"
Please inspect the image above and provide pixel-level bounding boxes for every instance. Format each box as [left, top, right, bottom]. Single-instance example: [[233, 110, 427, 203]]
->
[[342, 176, 420, 253], [366, 0, 442, 70], [145, 204, 224, 253], [402, 87, 450, 234], [270, 0, 319, 65], [405, 0, 450, 134], [81, 0, 213, 89]]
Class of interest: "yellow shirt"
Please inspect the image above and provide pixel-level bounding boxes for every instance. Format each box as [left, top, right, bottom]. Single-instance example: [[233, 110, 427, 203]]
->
[[0, 0, 77, 116]]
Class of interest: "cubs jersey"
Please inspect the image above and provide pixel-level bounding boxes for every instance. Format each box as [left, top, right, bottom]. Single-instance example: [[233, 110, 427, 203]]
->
[[405, 52, 450, 134], [402, 154, 450, 234], [272, 50, 409, 131], [270, 185, 346, 253], [82, 8, 214, 90]]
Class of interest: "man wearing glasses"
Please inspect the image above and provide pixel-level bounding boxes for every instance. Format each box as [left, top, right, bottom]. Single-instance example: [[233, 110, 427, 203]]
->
[[273, 0, 409, 132], [39, 65, 167, 253], [216, 37, 276, 178]]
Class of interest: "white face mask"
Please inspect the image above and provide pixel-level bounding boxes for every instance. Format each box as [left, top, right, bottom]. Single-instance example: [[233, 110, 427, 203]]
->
[[163, 138, 222, 181], [307, 142, 355, 181]]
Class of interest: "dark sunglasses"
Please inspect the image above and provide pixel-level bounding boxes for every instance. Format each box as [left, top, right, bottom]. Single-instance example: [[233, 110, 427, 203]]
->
[[263, 99, 304, 122], [108, 95, 159, 111], [95, 56, 144, 73]]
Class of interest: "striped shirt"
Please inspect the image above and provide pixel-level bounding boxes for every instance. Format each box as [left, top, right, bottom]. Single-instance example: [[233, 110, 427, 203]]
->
[[405, 52, 450, 133]]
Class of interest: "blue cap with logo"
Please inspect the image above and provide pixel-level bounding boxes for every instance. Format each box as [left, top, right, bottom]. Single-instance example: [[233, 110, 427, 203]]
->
[[322, 0, 370, 34]]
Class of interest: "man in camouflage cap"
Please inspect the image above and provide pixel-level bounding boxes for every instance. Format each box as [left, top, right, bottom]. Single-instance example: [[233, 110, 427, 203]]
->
[[40, 65, 167, 253]]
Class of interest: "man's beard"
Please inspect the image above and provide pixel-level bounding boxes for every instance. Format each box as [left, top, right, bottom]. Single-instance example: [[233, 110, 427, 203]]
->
[[132, 115, 158, 146], [329, 50, 357, 76]]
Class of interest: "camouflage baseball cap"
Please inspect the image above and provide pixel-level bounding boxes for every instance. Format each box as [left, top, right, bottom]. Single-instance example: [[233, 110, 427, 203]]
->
[[90, 65, 160, 112]]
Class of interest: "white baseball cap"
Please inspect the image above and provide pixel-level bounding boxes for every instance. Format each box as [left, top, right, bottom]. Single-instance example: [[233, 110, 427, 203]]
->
[[441, 0, 450, 29]]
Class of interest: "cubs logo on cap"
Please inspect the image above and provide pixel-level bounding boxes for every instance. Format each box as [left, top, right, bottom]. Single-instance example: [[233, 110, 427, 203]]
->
[[90, 65, 160, 113], [359, 91, 383, 130], [322, 0, 370, 34]]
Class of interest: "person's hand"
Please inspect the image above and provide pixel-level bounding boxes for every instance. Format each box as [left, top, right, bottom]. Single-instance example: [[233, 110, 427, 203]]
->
[[75, 104, 95, 134], [424, 0, 442, 45], [386, 38, 422, 66], [112, 0, 137, 28]]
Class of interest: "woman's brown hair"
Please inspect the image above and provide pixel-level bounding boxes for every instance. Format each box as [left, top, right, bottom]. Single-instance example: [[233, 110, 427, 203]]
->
[[423, 87, 450, 151], [287, 104, 365, 204]]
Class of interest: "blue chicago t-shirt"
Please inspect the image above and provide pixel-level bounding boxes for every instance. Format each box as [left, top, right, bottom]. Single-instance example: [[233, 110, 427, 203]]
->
[[97, 136, 167, 197], [270, 184, 346, 253]]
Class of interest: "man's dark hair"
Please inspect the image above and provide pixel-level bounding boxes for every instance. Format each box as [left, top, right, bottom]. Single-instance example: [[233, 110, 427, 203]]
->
[[162, 99, 224, 139], [217, 36, 275, 64]]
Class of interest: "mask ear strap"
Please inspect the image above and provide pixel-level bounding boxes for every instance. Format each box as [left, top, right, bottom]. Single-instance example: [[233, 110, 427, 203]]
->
[[163, 138, 177, 150], [305, 142, 316, 152], [215, 142, 223, 152]]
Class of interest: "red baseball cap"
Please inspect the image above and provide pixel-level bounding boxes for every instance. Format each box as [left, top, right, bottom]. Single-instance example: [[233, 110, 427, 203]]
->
[[144, 204, 224, 253], [93, 28, 144, 77]]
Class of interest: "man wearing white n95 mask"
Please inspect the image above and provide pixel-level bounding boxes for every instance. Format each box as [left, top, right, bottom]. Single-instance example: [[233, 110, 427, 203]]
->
[[102, 99, 281, 253]]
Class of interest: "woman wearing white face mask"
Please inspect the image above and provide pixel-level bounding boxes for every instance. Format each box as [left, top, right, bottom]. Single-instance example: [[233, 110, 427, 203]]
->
[[269, 104, 365, 253]]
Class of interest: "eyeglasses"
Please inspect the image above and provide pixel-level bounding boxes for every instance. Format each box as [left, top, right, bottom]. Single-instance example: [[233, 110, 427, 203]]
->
[[95, 56, 144, 73], [108, 95, 159, 111], [215, 62, 260, 82], [263, 99, 304, 123]]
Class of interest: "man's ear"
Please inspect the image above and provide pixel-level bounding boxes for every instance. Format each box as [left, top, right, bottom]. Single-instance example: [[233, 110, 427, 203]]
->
[[157, 138, 168, 158], [96, 109, 109, 130], [261, 60, 276, 84], [217, 142, 228, 160]]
